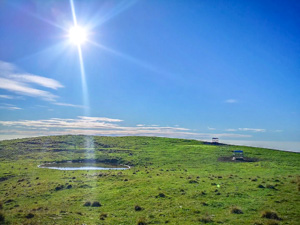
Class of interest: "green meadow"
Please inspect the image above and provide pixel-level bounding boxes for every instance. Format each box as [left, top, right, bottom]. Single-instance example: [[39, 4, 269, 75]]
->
[[0, 135, 299, 225]]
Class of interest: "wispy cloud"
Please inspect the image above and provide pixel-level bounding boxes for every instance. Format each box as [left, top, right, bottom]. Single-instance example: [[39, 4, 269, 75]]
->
[[225, 129, 237, 132], [208, 127, 216, 130], [238, 128, 266, 132], [53, 102, 85, 108], [0, 95, 16, 99], [225, 128, 266, 132], [0, 77, 58, 101], [0, 116, 251, 139], [0, 61, 62, 101], [0, 103, 21, 110], [0, 61, 82, 108], [224, 99, 238, 103], [9, 74, 64, 90]]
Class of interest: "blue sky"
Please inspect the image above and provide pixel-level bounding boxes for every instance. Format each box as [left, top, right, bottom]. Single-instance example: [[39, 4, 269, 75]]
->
[[0, 0, 299, 151]]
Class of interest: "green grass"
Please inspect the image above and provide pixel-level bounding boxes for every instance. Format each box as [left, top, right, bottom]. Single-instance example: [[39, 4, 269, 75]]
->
[[0, 135, 299, 224]]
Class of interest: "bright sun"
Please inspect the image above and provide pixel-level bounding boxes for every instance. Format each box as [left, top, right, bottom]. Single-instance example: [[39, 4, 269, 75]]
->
[[68, 26, 87, 45]]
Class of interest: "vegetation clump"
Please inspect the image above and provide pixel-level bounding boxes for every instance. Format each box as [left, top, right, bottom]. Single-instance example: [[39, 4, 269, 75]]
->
[[25, 213, 34, 219], [231, 206, 243, 214], [91, 201, 101, 207], [261, 210, 281, 220], [0, 212, 5, 223], [135, 205, 142, 211], [100, 213, 107, 220], [55, 185, 64, 191], [137, 217, 147, 225], [156, 193, 166, 198], [199, 214, 213, 223], [83, 201, 91, 207]]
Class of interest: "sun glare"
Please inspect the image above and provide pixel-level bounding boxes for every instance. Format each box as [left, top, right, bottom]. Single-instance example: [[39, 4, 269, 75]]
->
[[68, 26, 87, 45]]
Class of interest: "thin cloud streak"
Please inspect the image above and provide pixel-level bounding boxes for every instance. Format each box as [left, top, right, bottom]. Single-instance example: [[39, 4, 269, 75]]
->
[[53, 102, 85, 108], [0, 116, 251, 140], [224, 99, 238, 103], [0, 61, 62, 101], [0, 106, 21, 110], [0, 77, 58, 101], [225, 128, 266, 132], [9, 74, 64, 89], [0, 95, 15, 99], [0, 61, 81, 108], [238, 128, 266, 132]]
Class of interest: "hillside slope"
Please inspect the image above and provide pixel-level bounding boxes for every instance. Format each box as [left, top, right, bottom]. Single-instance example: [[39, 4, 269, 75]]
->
[[0, 135, 299, 224]]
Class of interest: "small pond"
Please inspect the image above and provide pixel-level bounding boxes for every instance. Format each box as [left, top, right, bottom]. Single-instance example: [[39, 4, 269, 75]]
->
[[38, 161, 130, 170]]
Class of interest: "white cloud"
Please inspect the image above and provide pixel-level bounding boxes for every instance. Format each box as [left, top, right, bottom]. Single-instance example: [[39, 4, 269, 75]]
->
[[0, 103, 21, 110], [0, 61, 62, 102], [0, 95, 14, 99], [0, 106, 21, 110], [225, 129, 237, 132], [238, 128, 266, 132], [0, 116, 251, 140], [9, 74, 64, 90], [224, 99, 238, 103], [0, 77, 58, 101], [208, 127, 216, 130], [53, 102, 85, 108]]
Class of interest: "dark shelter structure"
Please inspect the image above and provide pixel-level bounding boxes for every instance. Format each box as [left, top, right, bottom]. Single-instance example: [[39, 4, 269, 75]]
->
[[232, 150, 244, 160]]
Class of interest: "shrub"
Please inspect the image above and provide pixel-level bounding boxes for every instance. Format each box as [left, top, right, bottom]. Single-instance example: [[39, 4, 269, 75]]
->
[[135, 205, 142, 211], [83, 201, 91, 206], [261, 210, 281, 220], [137, 217, 147, 225], [25, 213, 34, 219], [0, 212, 4, 223], [156, 193, 166, 198], [91, 201, 101, 207], [199, 215, 213, 223], [100, 213, 107, 220], [231, 206, 243, 214]]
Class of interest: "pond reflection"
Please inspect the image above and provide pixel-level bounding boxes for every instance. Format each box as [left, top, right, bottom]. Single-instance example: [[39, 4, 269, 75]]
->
[[38, 162, 130, 170]]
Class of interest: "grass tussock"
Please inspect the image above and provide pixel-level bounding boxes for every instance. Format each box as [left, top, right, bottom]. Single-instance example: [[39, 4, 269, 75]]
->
[[137, 217, 147, 225], [0, 212, 5, 223], [261, 210, 281, 220], [231, 206, 243, 214], [199, 214, 213, 223]]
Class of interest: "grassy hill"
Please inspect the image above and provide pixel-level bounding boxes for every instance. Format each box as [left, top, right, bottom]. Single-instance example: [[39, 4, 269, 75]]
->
[[0, 135, 299, 224]]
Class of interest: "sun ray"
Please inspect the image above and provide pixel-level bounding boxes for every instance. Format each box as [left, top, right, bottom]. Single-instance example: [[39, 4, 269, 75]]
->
[[69, 0, 94, 161]]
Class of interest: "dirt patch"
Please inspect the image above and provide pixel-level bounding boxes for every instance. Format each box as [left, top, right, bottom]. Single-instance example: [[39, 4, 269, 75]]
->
[[218, 156, 259, 163]]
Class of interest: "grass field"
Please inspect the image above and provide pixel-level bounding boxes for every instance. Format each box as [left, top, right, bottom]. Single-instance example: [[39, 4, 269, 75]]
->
[[0, 135, 299, 224]]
